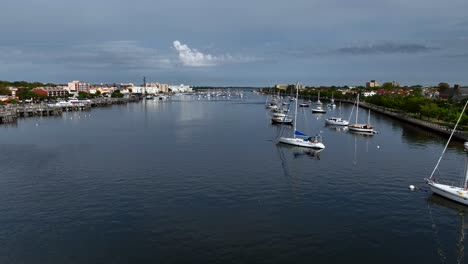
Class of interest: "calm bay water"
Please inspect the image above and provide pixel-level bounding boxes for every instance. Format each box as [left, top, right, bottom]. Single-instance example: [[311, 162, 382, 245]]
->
[[0, 92, 467, 263]]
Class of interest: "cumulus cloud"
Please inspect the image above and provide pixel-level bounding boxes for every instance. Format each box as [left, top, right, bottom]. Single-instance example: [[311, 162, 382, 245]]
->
[[336, 42, 438, 55], [173, 40, 256, 67]]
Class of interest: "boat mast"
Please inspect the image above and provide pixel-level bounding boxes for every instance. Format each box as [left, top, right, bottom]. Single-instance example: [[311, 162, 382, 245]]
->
[[464, 152, 468, 189], [293, 82, 299, 138], [355, 93, 359, 124], [430, 99, 468, 180], [368, 108, 371, 125], [339, 102, 342, 117]]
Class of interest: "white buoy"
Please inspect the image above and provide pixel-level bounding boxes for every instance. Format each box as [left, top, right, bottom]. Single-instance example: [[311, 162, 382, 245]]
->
[[409, 185, 415, 191], [377, 145, 380, 149]]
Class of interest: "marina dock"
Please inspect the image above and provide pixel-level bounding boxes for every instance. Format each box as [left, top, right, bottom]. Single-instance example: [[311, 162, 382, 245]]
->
[[0, 97, 142, 124]]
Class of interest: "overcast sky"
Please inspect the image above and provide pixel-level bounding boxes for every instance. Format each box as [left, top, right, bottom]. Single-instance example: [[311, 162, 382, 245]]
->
[[1, 0, 467, 86]]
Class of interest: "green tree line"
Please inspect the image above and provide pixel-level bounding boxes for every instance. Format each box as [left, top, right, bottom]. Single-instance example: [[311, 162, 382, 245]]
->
[[364, 94, 468, 128]]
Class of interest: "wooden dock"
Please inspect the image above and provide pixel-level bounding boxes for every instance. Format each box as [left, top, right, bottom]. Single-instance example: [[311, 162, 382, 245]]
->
[[0, 97, 142, 124], [0, 109, 17, 124], [16, 105, 63, 117]]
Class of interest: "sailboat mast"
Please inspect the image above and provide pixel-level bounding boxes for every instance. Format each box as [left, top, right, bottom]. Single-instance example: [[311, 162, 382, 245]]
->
[[464, 152, 468, 189], [293, 82, 299, 138], [368, 108, 370, 124], [339, 102, 342, 117], [430, 99, 468, 180], [355, 93, 359, 123]]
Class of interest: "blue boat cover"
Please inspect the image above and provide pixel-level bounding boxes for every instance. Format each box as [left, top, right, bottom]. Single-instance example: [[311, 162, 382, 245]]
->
[[294, 130, 307, 137]]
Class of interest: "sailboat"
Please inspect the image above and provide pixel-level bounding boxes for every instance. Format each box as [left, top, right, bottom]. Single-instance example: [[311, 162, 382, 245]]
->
[[328, 93, 336, 108], [426, 100, 468, 206], [278, 82, 325, 149], [311, 91, 326, 113], [348, 93, 376, 134], [325, 101, 349, 126], [271, 108, 293, 125]]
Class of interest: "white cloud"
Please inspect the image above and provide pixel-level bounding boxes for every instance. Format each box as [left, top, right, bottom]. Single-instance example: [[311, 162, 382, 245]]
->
[[173, 40, 256, 67]]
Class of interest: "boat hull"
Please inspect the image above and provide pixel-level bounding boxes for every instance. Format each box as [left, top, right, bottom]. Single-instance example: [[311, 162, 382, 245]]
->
[[278, 137, 325, 149], [325, 118, 349, 126], [271, 117, 293, 125], [311, 108, 326, 113], [348, 124, 375, 133], [427, 181, 468, 206]]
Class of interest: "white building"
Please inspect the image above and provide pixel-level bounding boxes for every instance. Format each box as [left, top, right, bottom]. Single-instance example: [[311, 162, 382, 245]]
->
[[132, 86, 160, 94], [169, 84, 192, 93]]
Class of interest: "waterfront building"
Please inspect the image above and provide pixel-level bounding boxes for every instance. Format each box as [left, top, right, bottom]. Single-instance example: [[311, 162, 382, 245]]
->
[[90, 84, 117, 95], [132, 86, 160, 94], [8, 87, 18, 97], [366, 80, 380, 88], [32, 87, 69, 97], [169, 84, 192, 93], [440, 84, 468, 101], [275, 84, 289, 90], [141, 82, 170, 94], [67, 80, 91, 93]]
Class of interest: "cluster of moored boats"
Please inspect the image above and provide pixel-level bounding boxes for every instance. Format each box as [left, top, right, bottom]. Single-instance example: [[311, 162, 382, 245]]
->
[[269, 85, 468, 208], [266, 84, 377, 150]]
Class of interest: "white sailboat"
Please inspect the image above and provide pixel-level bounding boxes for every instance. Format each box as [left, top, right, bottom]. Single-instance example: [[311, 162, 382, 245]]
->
[[311, 91, 326, 113], [271, 110, 293, 125], [316, 91, 322, 105], [278, 83, 325, 149], [348, 93, 376, 134], [325, 102, 349, 126], [426, 100, 468, 206], [328, 93, 336, 108]]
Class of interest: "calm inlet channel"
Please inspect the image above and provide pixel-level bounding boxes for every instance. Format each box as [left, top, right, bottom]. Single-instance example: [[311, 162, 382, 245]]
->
[[0, 92, 466, 263]]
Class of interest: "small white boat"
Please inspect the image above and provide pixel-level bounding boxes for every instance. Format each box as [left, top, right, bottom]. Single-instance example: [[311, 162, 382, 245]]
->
[[325, 102, 348, 125], [325, 117, 349, 126], [328, 98, 336, 108], [278, 134, 325, 149], [348, 93, 376, 134], [266, 104, 278, 110], [311, 105, 326, 113], [277, 82, 325, 149], [311, 92, 326, 113], [316, 91, 322, 105], [271, 109, 293, 125], [271, 115, 293, 125]]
